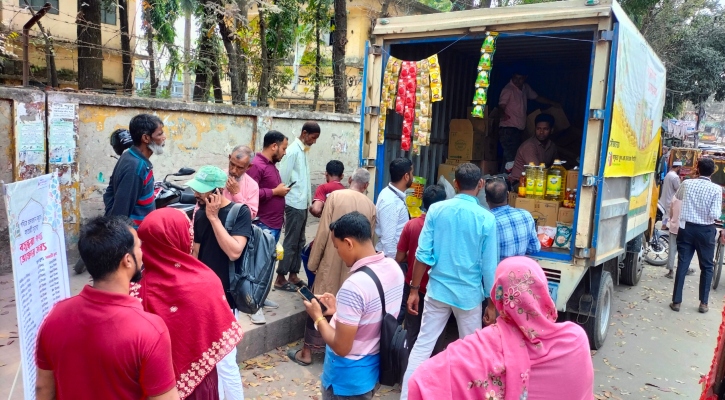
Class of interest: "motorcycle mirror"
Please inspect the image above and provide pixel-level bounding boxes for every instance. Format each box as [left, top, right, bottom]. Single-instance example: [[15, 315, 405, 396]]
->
[[175, 167, 196, 176]]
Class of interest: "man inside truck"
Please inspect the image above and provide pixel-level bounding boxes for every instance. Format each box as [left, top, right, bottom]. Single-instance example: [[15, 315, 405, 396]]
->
[[498, 66, 560, 166], [508, 113, 559, 185]]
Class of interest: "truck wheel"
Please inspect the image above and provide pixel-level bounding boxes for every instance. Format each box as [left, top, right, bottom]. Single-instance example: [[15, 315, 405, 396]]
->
[[583, 271, 613, 350], [621, 235, 644, 286]]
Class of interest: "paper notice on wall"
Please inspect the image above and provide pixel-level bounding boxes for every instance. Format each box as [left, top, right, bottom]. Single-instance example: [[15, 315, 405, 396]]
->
[[48, 103, 78, 164], [3, 173, 70, 400]]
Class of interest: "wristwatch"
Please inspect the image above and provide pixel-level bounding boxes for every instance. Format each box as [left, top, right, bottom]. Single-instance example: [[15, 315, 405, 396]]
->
[[409, 281, 420, 290]]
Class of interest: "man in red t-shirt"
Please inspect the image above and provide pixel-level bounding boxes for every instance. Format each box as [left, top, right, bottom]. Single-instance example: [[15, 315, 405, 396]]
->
[[309, 160, 346, 218], [35, 216, 178, 400], [395, 184, 447, 348]]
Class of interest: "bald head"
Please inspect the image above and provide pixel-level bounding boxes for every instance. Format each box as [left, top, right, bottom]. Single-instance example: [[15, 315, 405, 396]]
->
[[485, 179, 508, 208], [349, 168, 370, 193]]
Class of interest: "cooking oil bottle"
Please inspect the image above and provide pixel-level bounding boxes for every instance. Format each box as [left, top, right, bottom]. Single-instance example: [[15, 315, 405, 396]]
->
[[518, 172, 528, 198], [545, 159, 567, 202], [534, 163, 546, 199], [525, 163, 536, 197]]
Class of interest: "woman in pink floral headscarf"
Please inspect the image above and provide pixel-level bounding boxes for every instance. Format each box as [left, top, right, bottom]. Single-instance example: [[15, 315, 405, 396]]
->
[[408, 257, 593, 400]]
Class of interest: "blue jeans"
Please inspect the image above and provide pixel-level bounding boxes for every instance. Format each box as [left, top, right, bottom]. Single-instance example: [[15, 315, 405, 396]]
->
[[673, 222, 716, 305], [254, 221, 281, 243]]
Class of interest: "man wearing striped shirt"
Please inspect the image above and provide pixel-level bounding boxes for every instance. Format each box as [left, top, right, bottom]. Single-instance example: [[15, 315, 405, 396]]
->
[[103, 114, 166, 228], [670, 158, 723, 314], [303, 212, 404, 399], [485, 179, 540, 262]]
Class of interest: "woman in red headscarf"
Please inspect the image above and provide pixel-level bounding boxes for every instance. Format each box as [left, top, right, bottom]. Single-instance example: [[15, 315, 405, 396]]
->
[[135, 208, 244, 400], [408, 256, 593, 400]]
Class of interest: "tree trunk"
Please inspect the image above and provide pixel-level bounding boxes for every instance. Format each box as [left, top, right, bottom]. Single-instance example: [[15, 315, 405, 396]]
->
[[166, 68, 176, 94], [183, 9, 192, 101], [193, 14, 214, 102], [312, 3, 321, 110], [257, 10, 270, 107], [119, 0, 133, 94], [211, 61, 224, 103], [217, 1, 241, 104], [147, 30, 157, 97], [332, 0, 348, 113], [76, 0, 103, 90], [236, 0, 248, 104]]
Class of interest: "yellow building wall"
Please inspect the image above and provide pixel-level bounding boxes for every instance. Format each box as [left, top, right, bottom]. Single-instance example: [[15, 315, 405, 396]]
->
[[2, 0, 138, 85]]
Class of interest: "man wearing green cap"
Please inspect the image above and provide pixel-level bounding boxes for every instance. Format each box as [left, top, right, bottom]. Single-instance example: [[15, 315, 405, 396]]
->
[[188, 165, 250, 400]]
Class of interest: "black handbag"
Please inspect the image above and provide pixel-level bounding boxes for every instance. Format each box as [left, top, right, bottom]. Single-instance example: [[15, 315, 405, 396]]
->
[[356, 266, 410, 387]]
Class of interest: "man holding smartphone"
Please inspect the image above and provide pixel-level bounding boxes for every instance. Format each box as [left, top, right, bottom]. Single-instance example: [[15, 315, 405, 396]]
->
[[276, 122, 321, 292], [187, 165, 251, 400]]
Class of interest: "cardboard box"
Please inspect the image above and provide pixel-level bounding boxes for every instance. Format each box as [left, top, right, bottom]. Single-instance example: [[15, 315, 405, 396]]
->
[[558, 207, 575, 225], [566, 169, 579, 190], [516, 198, 537, 214], [437, 163, 457, 184], [480, 160, 499, 175], [508, 192, 518, 208], [445, 158, 469, 165], [536, 200, 559, 227], [448, 119, 486, 160]]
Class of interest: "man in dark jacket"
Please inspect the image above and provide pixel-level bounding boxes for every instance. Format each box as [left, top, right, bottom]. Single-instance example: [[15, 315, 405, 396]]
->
[[103, 114, 166, 228]]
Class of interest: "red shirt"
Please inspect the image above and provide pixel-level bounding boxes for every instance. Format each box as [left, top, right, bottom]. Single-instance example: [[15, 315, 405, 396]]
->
[[36, 285, 176, 400], [397, 214, 431, 294], [313, 180, 346, 203]]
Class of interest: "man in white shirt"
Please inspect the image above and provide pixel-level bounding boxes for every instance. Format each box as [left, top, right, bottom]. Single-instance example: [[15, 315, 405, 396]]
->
[[375, 157, 412, 259], [670, 158, 723, 314], [659, 161, 682, 225], [497, 66, 559, 166], [276, 122, 321, 291]]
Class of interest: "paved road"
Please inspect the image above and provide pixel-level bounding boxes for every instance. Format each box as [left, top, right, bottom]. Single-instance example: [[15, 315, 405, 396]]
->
[[240, 260, 724, 400]]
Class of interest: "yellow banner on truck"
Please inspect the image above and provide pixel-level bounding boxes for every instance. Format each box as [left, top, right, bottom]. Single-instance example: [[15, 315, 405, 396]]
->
[[604, 3, 666, 178]]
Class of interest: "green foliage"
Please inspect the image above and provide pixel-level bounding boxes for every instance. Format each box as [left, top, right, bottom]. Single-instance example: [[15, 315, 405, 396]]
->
[[418, 0, 453, 11]]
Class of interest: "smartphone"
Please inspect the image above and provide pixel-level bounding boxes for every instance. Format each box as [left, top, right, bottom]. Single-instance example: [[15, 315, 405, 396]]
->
[[288, 181, 297, 188], [297, 286, 327, 313]]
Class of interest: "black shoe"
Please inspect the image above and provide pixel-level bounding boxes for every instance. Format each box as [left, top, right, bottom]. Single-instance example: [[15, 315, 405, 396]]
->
[[670, 302, 681, 312]]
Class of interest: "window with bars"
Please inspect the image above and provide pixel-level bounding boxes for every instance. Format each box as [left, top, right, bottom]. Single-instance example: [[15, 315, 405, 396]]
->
[[20, 0, 59, 15], [102, 1, 117, 25]]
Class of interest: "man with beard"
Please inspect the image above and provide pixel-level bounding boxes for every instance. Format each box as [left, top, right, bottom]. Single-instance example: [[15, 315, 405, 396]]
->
[[35, 216, 179, 400], [104, 114, 166, 228], [189, 166, 251, 400], [508, 113, 559, 184], [225, 145, 260, 219], [375, 157, 413, 258], [247, 131, 290, 243]]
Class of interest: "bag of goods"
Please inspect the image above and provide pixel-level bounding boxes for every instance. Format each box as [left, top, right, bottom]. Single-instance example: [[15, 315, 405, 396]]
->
[[427, 55, 443, 103], [553, 223, 572, 250], [537, 226, 556, 248]]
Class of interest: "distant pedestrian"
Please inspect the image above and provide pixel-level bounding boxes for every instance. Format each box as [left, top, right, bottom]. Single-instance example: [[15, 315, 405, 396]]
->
[[103, 114, 166, 228], [302, 211, 404, 400], [401, 163, 498, 400], [188, 166, 251, 398], [485, 178, 540, 262], [375, 158, 412, 258], [289, 168, 376, 367], [309, 160, 346, 218], [277, 122, 321, 291], [408, 257, 594, 400], [395, 184, 447, 349], [35, 216, 179, 400], [670, 158, 723, 314], [137, 208, 244, 399], [660, 161, 682, 225]]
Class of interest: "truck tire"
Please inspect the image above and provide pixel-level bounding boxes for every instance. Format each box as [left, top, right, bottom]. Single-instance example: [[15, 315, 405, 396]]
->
[[583, 271, 613, 350], [621, 235, 644, 286]]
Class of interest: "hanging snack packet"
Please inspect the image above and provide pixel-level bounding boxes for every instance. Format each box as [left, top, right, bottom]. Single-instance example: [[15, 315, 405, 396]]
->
[[482, 32, 498, 53], [428, 54, 443, 103], [478, 53, 493, 71], [471, 105, 485, 118], [474, 70, 490, 88], [473, 87, 488, 105]]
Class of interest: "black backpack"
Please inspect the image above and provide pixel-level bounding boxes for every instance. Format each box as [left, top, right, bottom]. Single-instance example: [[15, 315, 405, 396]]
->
[[357, 266, 409, 387], [225, 203, 276, 314]]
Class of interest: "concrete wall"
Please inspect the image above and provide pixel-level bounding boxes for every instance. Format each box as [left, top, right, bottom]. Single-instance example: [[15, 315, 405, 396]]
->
[[0, 89, 361, 273]]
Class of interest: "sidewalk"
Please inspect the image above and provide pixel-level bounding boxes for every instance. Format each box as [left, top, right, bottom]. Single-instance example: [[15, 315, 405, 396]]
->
[[0, 220, 319, 400]]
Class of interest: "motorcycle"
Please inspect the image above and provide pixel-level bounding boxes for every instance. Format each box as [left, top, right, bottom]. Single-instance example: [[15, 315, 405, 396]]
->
[[644, 220, 669, 266], [73, 129, 198, 274]]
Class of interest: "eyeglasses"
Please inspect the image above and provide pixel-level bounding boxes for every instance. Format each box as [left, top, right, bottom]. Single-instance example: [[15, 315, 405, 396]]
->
[[484, 175, 506, 183]]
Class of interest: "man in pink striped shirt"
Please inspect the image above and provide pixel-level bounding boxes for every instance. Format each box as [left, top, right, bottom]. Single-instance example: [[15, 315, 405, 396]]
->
[[225, 145, 259, 219]]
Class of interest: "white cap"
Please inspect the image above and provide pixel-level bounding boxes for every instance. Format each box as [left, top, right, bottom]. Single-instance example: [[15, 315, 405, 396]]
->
[[673, 161, 683, 167]]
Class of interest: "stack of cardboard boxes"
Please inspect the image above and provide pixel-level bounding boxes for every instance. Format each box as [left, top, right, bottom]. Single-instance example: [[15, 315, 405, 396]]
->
[[437, 107, 498, 183], [509, 169, 579, 228]]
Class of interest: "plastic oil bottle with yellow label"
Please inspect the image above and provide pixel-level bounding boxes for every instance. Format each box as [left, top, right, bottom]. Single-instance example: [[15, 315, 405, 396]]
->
[[534, 163, 546, 199], [545, 159, 567, 202]]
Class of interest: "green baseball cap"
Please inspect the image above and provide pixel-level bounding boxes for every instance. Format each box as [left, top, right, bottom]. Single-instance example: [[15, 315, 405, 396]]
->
[[186, 165, 227, 193]]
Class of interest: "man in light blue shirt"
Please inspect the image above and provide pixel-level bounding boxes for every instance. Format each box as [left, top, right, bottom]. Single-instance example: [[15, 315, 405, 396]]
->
[[276, 122, 320, 291], [400, 163, 498, 400]]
